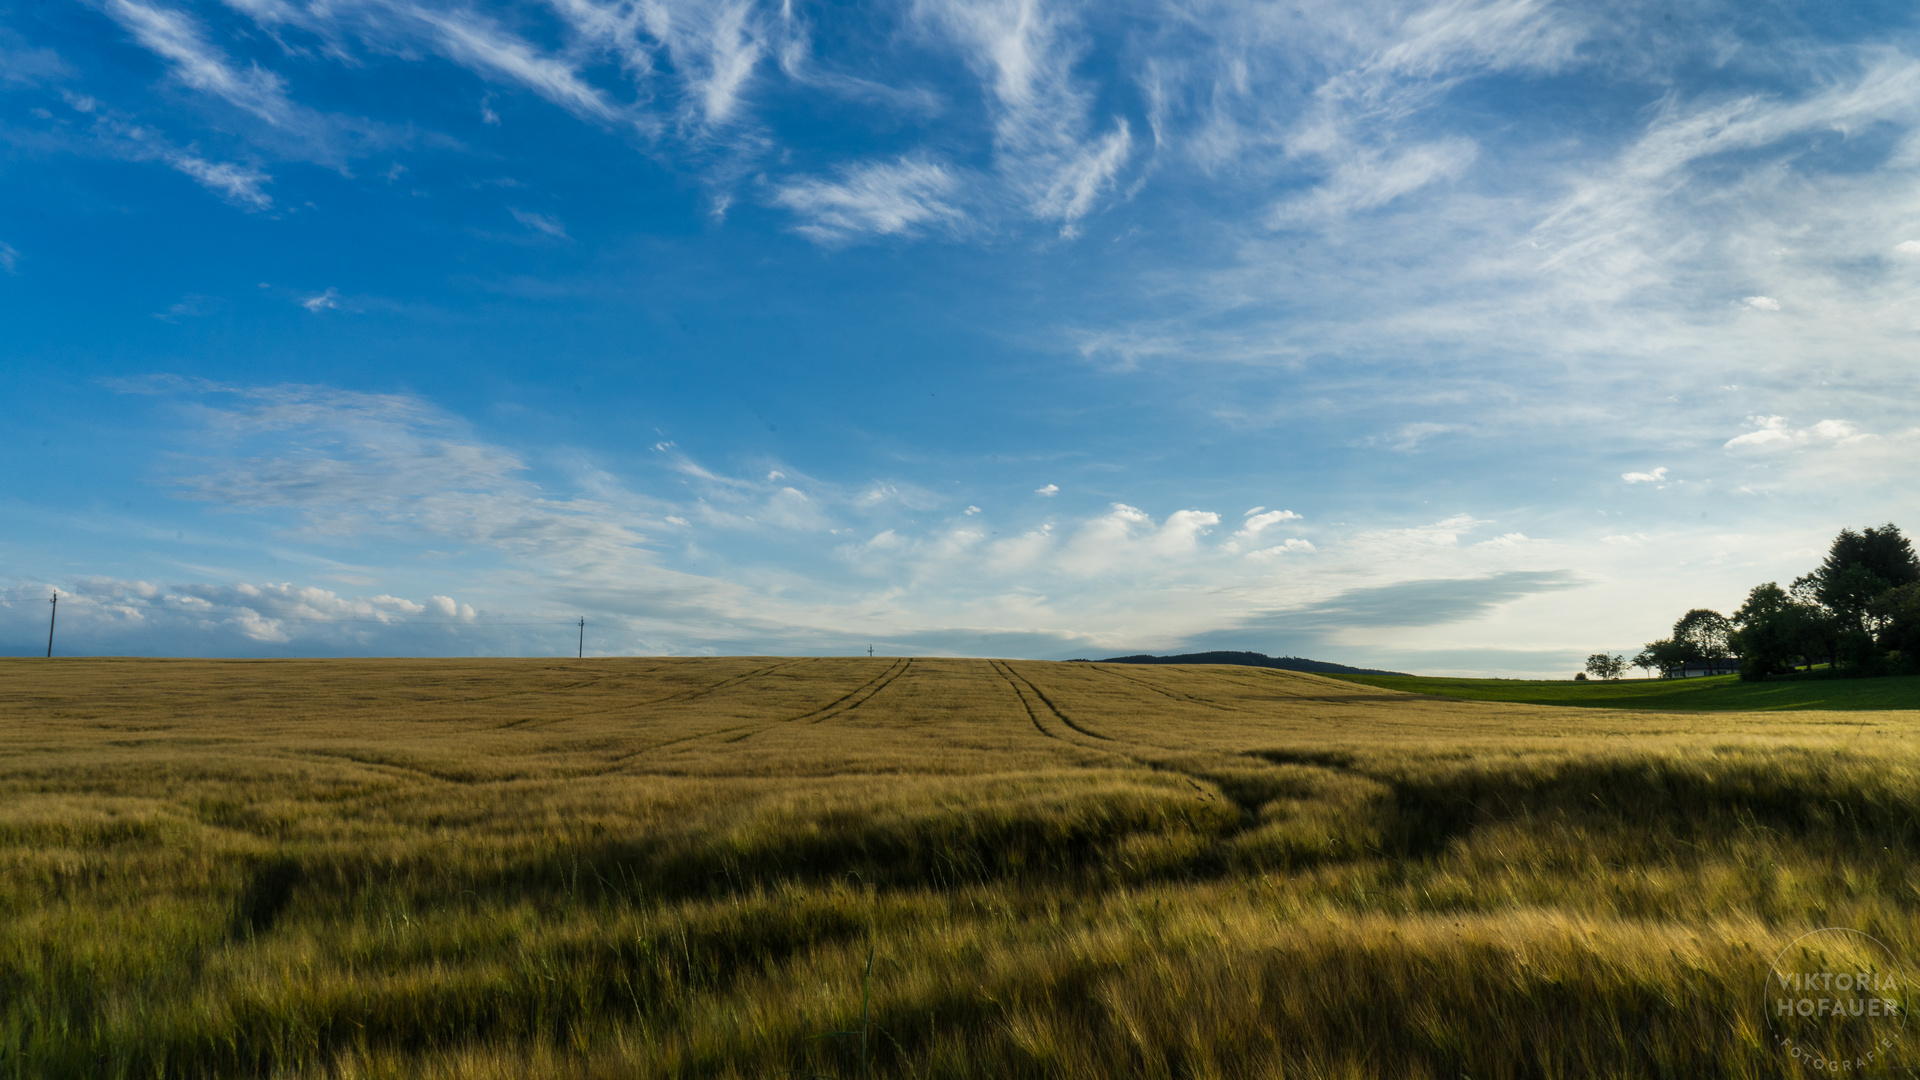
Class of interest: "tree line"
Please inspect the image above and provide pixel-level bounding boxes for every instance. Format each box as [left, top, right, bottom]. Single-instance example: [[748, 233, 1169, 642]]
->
[[1584, 523, 1920, 682]]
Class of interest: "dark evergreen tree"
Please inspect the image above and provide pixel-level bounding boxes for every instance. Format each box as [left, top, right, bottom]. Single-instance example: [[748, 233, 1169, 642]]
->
[[1805, 524, 1920, 630]]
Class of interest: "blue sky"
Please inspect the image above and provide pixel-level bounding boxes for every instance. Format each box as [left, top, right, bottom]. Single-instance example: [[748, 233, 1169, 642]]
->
[[2, 0, 1917, 673]]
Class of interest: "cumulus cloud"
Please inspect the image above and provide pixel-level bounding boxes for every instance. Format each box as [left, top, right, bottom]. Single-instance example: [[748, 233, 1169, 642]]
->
[[0, 577, 490, 654], [1034, 483, 1059, 496], [1237, 508, 1301, 535], [301, 288, 338, 312], [1724, 416, 1868, 450], [1622, 467, 1667, 483], [1742, 295, 1780, 311], [1246, 538, 1316, 557], [1225, 508, 1305, 552]]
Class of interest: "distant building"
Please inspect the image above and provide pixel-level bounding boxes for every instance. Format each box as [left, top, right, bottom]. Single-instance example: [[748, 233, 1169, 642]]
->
[[1668, 657, 1740, 678]]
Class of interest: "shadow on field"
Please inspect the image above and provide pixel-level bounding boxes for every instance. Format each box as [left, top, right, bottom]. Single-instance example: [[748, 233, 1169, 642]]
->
[[230, 856, 303, 938], [259, 748, 1920, 920], [1376, 749, 1920, 860]]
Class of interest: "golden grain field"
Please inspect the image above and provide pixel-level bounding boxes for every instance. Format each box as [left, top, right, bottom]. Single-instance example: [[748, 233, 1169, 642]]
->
[[3, 656, 1917, 1079]]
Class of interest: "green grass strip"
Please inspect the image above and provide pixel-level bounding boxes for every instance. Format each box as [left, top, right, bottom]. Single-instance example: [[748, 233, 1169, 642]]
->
[[1323, 671, 1920, 711]]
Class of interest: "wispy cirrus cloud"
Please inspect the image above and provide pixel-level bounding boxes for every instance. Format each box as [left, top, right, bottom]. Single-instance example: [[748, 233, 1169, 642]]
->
[[105, 0, 302, 126], [0, 28, 72, 85], [410, 4, 628, 124], [772, 155, 964, 242], [913, 0, 1132, 234], [61, 91, 275, 206], [509, 207, 568, 238]]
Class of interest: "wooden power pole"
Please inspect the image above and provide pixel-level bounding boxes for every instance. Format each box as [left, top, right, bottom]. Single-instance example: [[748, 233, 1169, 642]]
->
[[46, 590, 57, 658]]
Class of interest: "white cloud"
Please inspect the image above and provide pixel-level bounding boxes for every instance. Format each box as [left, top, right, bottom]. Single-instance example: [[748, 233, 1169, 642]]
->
[[410, 6, 625, 124], [1225, 508, 1304, 551], [1897, 240, 1920, 255], [1621, 467, 1667, 483], [105, 0, 302, 127], [913, 0, 1132, 231], [61, 92, 276, 207], [509, 208, 569, 238], [964, 505, 981, 515], [0, 29, 70, 86], [773, 155, 964, 242], [1, 577, 497, 652], [165, 150, 274, 207], [1272, 138, 1478, 224], [1247, 538, 1316, 557], [1742, 295, 1780, 311], [1034, 483, 1058, 496], [1724, 416, 1867, 450], [1375, 422, 1458, 452], [301, 288, 339, 312], [1237, 509, 1301, 535], [0, 243, 17, 274]]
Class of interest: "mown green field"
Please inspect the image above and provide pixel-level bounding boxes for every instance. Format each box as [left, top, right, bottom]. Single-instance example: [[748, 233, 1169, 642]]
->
[[1329, 670, 1920, 712], [3, 657, 1918, 1079]]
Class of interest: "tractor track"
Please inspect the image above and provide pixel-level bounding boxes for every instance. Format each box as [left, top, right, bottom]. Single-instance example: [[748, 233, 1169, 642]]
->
[[998, 661, 1114, 741], [991, 660, 1063, 741], [696, 657, 916, 743], [1087, 664, 1240, 712]]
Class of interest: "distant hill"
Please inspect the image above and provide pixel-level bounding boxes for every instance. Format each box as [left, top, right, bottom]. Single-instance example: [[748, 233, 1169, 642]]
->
[[1082, 650, 1409, 676]]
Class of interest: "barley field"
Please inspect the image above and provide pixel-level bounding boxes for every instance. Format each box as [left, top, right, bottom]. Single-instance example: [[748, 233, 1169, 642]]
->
[[3, 657, 1918, 1079]]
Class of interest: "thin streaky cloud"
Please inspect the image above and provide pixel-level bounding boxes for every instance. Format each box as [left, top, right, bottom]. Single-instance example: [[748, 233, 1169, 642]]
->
[[773, 155, 965, 242], [509, 208, 569, 238], [408, 5, 626, 123], [105, 0, 303, 127]]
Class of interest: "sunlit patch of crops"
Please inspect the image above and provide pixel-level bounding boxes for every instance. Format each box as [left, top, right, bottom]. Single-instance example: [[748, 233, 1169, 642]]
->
[[3, 656, 1917, 1077]]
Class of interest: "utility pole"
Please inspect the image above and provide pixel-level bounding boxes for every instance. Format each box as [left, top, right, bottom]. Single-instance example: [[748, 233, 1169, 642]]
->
[[868, 644, 873, 658], [578, 617, 585, 659], [45, 590, 57, 658]]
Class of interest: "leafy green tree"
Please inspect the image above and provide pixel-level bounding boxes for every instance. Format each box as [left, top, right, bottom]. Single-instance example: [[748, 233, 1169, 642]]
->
[[1672, 609, 1733, 666], [1870, 582, 1920, 670], [1631, 648, 1659, 678], [1786, 576, 1843, 670], [1731, 582, 1824, 680], [1584, 653, 1626, 680], [1640, 638, 1690, 677]]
